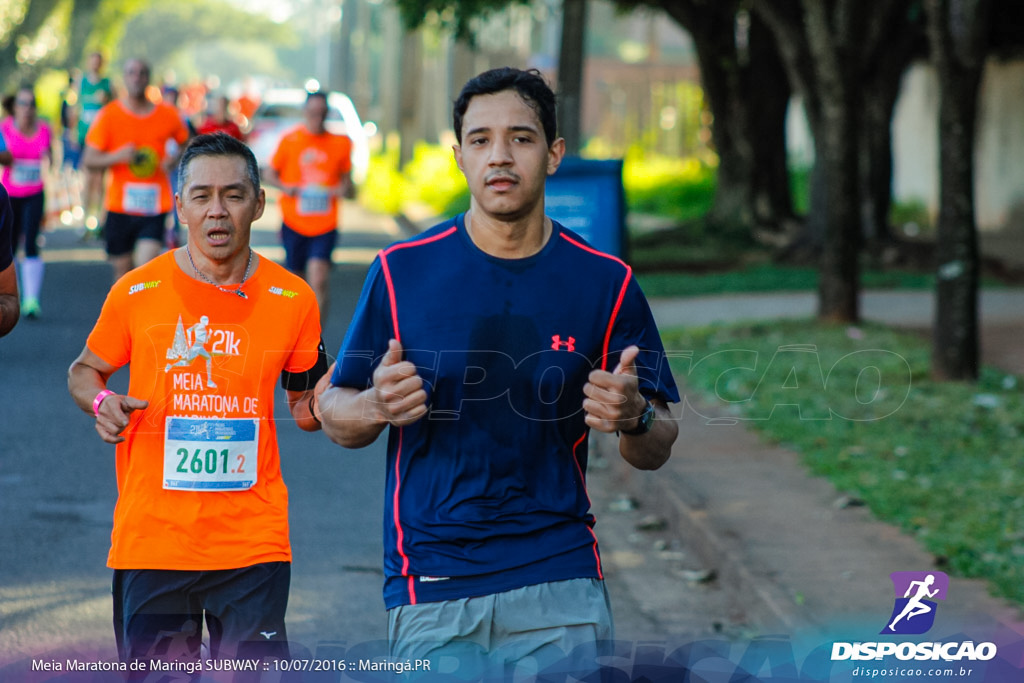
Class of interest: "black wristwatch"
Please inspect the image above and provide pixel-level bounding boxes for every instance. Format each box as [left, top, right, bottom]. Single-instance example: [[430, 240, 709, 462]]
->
[[621, 399, 655, 436]]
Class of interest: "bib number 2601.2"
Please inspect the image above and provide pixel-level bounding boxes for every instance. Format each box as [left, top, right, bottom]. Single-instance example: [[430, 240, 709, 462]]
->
[[175, 448, 246, 477], [164, 417, 258, 491]]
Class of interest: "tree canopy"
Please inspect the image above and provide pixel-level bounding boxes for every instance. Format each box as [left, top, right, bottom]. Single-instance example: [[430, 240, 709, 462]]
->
[[0, 0, 294, 90]]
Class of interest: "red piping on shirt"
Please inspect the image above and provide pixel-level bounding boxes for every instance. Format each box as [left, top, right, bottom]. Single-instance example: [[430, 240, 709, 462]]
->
[[557, 232, 632, 370], [377, 226, 456, 605], [571, 430, 604, 579], [559, 232, 634, 579]]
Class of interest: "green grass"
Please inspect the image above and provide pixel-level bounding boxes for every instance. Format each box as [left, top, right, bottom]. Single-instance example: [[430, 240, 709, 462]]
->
[[662, 319, 1024, 605]]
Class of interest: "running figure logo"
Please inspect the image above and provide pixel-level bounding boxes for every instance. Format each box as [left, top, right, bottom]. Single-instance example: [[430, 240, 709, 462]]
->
[[165, 315, 218, 388], [881, 571, 949, 635]]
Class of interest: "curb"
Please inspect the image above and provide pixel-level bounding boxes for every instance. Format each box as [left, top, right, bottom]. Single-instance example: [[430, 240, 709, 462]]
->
[[630, 453, 812, 633], [598, 429, 813, 635]]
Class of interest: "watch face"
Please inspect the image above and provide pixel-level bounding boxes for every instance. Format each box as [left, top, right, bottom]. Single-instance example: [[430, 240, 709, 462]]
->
[[623, 400, 655, 435], [640, 401, 655, 431]]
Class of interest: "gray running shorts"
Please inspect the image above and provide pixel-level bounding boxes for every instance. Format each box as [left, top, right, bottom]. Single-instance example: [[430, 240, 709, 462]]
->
[[387, 578, 613, 681]]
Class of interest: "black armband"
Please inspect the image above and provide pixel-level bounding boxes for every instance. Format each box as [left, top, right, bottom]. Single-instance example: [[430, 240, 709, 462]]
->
[[281, 338, 329, 392]]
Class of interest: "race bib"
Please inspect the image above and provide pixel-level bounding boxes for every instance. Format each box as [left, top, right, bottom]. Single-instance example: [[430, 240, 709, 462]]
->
[[123, 182, 161, 215], [163, 417, 259, 491], [11, 160, 41, 187], [297, 186, 330, 216]]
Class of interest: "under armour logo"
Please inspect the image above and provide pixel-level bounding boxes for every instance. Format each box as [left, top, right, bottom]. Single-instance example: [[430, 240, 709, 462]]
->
[[551, 335, 576, 351]]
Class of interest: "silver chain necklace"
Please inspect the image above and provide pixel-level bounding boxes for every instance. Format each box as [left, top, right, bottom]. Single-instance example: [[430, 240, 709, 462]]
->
[[185, 245, 254, 299]]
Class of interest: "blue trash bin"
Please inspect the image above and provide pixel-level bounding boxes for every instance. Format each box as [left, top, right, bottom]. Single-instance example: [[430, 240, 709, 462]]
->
[[545, 156, 626, 258]]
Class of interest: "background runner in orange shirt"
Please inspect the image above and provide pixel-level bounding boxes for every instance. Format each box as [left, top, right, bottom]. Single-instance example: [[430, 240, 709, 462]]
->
[[264, 90, 352, 318], [83, 58, 189, 282], [68, 133, 330, 669]]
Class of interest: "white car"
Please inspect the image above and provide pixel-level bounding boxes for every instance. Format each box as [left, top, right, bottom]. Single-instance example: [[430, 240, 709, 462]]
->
[[246, 88, 372, 185]]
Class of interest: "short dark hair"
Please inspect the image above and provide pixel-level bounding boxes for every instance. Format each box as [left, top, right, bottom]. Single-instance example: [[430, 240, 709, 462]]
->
[[453, 67, 557, 147], [178, 133, 261, 194], [306, 90, 328, 105]]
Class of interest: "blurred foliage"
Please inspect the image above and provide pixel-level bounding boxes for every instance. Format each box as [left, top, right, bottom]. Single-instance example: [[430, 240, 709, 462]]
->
[[789, 164, 810, 216], [391, 0, 532, 41], [362, 142, 720, 223], [616, 146, 716, 224], [663, 319, 1024, 605], [117, 1, 296, 73], [890, 197, 934, 233], [32, 68, 68, 124], [362, 142, 470, 217], [0, 0, 294, 92], [0, 0, 148, 90]]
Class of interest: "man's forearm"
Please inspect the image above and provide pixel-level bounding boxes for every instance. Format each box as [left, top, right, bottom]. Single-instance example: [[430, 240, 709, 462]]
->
[[82, 146, 124, 171], [319, 385, 389, 448], [0, 294, 19, 337], [67, 360, 109, 415], [618, 403, 678, 471]]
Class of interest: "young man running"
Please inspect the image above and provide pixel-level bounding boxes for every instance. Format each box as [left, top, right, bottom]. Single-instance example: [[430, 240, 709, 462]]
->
[[316, 67, 680, 679]]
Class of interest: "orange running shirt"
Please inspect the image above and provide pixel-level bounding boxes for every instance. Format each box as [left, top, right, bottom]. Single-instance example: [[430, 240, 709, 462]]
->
[[85, 101, 189, 215], [86, 251, 322, 570], [271, 126, 352, 236]]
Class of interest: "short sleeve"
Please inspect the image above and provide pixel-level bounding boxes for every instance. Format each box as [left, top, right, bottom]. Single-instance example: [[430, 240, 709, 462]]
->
[[270, 131, 290, 173], [85, 285, 132, 370], [84, 105, 110, 150], [330, 255, 392, 389], [339, 136, 353, 174], [282, 293, 323, 374], [606, 276, 680, 404]]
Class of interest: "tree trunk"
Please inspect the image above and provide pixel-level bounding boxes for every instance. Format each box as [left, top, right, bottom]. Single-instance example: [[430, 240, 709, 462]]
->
[[753, 0, 924, 323], [685, 3, 753, 231], [746, 14, 793, 229], [334, 0, 359, 94], [661, 3, 791, 233], [926, 0, 991, 381], [859, 86, 898, 244], [63, 0, 104, 73], [398, 28, 422, 169], [859, 6, 926, 246], [802, 0, 863, 323], [815, 87, 861, 322], [557, 0, 587, 155]]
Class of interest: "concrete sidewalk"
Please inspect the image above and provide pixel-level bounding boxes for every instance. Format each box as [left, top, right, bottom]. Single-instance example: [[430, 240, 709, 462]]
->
[[614, 290, 1024, 641]]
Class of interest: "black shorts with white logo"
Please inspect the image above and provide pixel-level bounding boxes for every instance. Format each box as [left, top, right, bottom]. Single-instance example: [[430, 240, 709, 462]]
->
[[112, 561, 290, 671]]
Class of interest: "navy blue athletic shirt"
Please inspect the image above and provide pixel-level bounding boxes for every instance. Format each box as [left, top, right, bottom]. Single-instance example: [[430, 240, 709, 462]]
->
[[332, 214, 680, 608]]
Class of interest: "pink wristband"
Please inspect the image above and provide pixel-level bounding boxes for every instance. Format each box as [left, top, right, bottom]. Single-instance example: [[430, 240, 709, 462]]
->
[[93, 389, 116, 417]]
